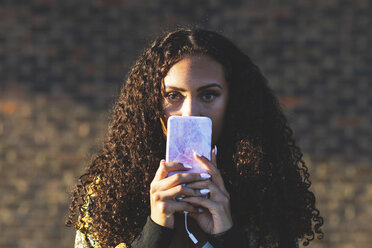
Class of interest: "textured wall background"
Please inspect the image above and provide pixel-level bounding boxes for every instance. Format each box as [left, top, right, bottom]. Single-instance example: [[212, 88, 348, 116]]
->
[[0, 0, 371, 247]]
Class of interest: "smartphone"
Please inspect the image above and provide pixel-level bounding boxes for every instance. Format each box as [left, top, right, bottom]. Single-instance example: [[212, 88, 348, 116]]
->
[[166, 116, 212, 177]]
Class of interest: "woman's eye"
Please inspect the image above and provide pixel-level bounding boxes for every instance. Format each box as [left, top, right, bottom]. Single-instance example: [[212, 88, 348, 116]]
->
[[201, 92, 219, 102], [165, 92, 183, 102]]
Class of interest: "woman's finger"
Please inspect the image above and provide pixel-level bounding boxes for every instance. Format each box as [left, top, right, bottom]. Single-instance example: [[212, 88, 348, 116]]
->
[[185, 179, 229, 201], [153, 172, 211, 192], [153, 160, 192, 182], [153, 200, 198, 215], [156, 184, 212, 200], [211, 145, 217, 166], [169, 201, 198, 213], [179, 196, 218, 211], [193, 153, 228, 195]]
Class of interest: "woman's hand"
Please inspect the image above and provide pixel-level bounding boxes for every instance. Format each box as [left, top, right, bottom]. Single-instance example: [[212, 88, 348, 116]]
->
[[150, 160, 212, 229], [180, 147, 233, 234]]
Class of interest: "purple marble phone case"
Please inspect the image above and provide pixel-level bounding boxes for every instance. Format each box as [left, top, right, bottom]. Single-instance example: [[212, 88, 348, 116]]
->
[[166, 116, 212, 177]]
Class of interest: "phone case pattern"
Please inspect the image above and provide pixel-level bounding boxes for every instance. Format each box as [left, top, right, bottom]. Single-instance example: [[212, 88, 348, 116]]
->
[[166, 116, 212, 177]]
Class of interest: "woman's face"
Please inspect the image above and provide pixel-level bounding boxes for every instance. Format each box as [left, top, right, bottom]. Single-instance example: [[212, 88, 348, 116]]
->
[[162, 55, 229, 145]]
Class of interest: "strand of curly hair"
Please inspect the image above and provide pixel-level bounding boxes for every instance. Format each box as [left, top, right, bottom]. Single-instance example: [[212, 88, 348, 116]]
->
[[66, 28, 324, 248]]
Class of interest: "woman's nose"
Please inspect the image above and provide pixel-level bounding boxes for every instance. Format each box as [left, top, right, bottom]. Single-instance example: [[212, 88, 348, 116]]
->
[[180, 98, 199, 116]]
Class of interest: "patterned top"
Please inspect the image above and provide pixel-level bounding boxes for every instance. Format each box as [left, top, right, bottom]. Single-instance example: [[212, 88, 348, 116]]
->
[[73, 178, 128, 248]]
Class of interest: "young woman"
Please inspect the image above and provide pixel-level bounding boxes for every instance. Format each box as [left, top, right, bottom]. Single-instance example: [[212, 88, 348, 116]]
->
[[67, 28, 324, 248]]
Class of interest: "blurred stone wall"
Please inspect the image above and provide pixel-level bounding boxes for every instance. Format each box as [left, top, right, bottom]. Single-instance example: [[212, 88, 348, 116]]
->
[[0, 0, 371, 247]]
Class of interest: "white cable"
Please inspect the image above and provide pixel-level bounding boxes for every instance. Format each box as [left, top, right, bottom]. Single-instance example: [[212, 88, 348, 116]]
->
[[184, 211, 198, 244]]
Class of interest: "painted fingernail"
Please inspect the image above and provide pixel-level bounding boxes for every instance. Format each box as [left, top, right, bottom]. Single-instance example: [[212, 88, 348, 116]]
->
[[194, 151, 202, 157], [181, 183, 187, 187], [183, 164, 192, 169], [214, 145, 218, 156], [200, 173, 211, 179], [176, 196, 184, 201], [198, 207, 204, 213], [200, 188, 210, 194]]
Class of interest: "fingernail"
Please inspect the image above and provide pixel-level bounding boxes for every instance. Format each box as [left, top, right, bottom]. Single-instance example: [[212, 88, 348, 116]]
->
[[198, 207, 204, 213], [181, 183, 187, 187], [176, 196, 184, 201], [200, 173, 211, 179], [200, 188, 210, 194], [183, 164, 192, 169], [161, 159, 165, 163], [194, 151, 202, 157], [214, 145, 218, 156]]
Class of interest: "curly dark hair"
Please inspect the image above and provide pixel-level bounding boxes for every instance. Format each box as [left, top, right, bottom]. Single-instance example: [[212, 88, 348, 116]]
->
[[67, 28, 323, 247]]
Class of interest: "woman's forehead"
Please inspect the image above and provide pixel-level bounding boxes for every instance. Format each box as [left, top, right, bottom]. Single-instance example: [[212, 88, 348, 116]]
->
[[163, 55, 226, 90]]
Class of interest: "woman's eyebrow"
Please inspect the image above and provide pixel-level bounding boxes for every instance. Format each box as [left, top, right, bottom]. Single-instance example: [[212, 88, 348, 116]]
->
[[164, 83, 222, 92], [164, 86, 186, 92], [197, 83, 222, 92]]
